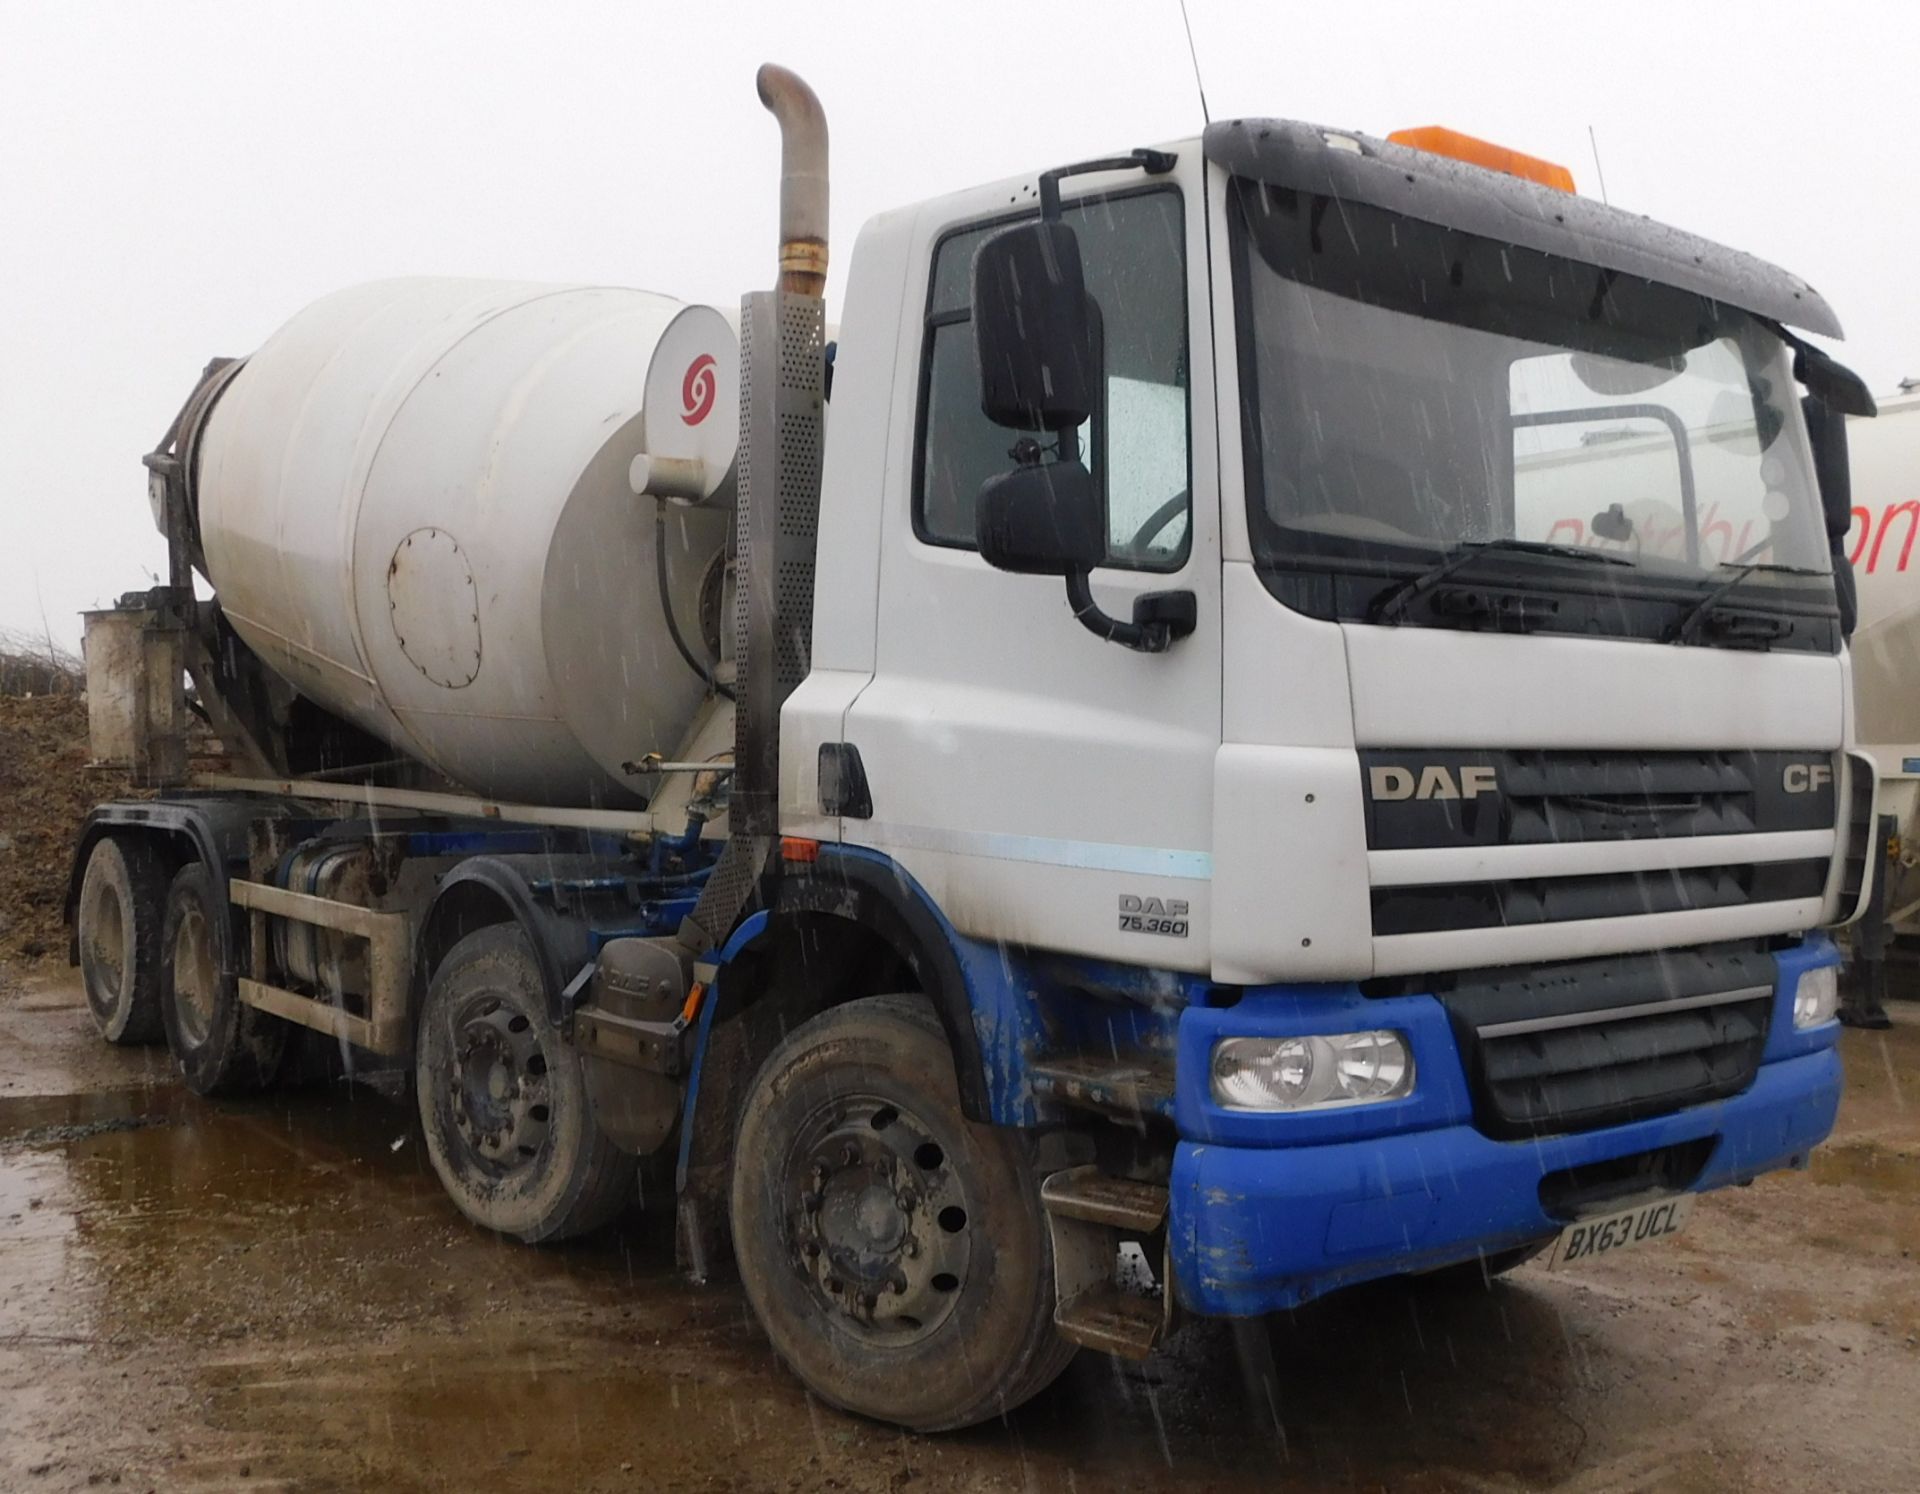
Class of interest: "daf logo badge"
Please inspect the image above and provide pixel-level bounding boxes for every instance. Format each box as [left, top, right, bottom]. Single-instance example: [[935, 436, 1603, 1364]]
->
[[1782, 762, 1833, 794], [1368, 765, 1499, 802], [1118, 894, 1190, 938]]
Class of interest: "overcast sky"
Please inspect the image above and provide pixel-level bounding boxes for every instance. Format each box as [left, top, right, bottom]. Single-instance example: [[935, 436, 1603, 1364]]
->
[[2, 0, 1914, 651]]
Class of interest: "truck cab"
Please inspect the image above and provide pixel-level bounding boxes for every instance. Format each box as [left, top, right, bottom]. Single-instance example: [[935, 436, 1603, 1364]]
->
[[765, 114, 1864, 1344]]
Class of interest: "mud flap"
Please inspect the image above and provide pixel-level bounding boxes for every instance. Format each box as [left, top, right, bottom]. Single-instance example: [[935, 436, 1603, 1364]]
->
[[569, 940, 697, 1156]]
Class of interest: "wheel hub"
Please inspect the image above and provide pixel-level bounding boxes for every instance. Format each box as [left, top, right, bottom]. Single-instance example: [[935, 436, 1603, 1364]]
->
[[170, 904, 216, 1046], [81, 882, 126, 994], [788, 1100, 972, 1342], [449, 1001, 552, 1171]]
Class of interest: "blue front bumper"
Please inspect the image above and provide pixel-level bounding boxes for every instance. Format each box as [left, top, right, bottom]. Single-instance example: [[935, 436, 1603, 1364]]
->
[[1167, 937, 1845, 1318]]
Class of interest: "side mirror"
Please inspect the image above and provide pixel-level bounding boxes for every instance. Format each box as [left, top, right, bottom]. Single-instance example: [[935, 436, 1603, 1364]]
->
[[975, 460, 1102, 575], [1803, 395, 1859, 637], [972, 221, 1096, 431], [1802, 395, 1855, 540], [1794, 343, 1876, 419]]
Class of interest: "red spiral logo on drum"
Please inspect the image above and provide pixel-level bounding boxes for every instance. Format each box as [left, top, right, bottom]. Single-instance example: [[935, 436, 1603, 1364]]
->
[[681, 353, 718, 426]]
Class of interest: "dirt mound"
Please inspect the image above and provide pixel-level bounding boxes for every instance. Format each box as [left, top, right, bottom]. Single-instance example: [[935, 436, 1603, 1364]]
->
[[0, 694, 129, 968]]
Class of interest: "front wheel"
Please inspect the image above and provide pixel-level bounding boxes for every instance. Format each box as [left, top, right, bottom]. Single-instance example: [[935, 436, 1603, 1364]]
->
[[415, 925, 632, 1243], [730, 994, 1076, 1431]]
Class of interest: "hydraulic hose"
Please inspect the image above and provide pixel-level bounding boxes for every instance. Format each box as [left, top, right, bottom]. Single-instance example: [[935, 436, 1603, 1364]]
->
[[655, 498, 734, 701]]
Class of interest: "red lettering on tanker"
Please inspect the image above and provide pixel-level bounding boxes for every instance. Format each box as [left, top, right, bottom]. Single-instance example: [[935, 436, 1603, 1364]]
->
[[681, 354, 717, 426], [1543, 501, 1920, 574], [1849, 502, 1920, 573], [1543, 503, 1768, 567]]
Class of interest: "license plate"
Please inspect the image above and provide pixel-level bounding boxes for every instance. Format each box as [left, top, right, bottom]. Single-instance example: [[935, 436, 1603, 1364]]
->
[[1545, 1193, 1694, 1270]]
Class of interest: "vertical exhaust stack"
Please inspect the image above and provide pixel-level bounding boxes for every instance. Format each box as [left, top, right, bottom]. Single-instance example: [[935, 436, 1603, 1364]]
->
[[677, 65, 830, 961], [675, 61, 833, 1275], [755, 63, 829, 297]]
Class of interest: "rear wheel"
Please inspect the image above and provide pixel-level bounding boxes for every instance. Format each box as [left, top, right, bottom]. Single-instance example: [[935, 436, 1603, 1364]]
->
[[415, 925, 632, 1243], [160, 861, 289, 1095], [730, 994, 1075, 1431], [75, 835, 170, 1045]]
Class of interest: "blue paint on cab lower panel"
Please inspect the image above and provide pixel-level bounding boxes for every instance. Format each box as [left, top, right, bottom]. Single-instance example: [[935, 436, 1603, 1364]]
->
[[1167, 1045, 1842, 1317]]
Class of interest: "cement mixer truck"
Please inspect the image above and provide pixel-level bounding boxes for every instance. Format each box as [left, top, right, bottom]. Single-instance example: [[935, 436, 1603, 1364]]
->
[[62, 67, 1877, 1430]]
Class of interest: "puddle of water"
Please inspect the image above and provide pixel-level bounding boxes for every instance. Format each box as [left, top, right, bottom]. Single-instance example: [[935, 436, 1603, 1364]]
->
[[1809, 1139, 1920, 1195], [0, 1145, 88, 1346], [0, 1075, 1601, 1493]]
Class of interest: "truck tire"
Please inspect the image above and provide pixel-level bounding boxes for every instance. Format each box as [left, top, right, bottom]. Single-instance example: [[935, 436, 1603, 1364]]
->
[[730, 994, 1076, 1432], [415, 925, 632, 1243], [160, 861, 290, 1095], [75, 834, 170, 1045]]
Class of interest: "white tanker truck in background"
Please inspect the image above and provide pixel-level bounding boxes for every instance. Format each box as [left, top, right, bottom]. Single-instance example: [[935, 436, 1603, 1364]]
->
[[1834, 387, 1920, 1016], [1504, 386, 1920, 1020], [63, 66, 1880, 1430]]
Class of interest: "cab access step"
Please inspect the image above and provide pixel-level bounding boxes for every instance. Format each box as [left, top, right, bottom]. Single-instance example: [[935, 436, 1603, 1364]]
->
[[1040, 1164, 1171, 1359]]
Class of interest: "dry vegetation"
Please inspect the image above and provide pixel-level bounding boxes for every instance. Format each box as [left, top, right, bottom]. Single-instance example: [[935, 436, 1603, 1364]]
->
[[0, 626, 83, 698]]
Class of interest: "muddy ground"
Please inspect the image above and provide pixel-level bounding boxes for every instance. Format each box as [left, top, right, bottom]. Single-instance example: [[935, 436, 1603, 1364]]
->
[[0, 964, 1913, 1494], [0, 694, 126, 967]]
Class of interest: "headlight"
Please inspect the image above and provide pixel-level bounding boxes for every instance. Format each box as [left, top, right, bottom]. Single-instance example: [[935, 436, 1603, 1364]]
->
[[1210, 1031, 1414, 1112], [1792, 965, 1839, 1029]]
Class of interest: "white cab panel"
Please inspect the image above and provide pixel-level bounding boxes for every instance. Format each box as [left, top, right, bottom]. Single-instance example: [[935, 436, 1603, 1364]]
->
[[780, 668, 873, 842], [1211, 745, 1371, 983], [780, 211, 919, 844], [843, 155, 1221, 969], [1221, 562, 1354, 749], [808, 210, 919, 677], [1345, 624, 1845, 750]]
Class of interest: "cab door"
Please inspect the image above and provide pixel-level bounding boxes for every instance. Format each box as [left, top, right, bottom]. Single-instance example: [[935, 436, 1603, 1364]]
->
[[842, 159, 1222, 970]]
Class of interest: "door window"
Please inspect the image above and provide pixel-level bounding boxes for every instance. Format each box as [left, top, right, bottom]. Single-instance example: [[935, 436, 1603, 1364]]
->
[[914, 188, 1192, 571]]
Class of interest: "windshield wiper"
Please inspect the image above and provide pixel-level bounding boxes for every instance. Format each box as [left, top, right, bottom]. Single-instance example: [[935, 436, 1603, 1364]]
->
[[1367, 539, 1632, 625], [1670, 562, 1824, 645]]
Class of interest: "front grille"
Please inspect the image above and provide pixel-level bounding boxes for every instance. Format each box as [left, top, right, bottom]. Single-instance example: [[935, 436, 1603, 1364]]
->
[[1435, 943, 1777, 1139], [1372, 858, 1828, 935], [1538, 1138, 1717, 1220], [1361, 748, 1835, 851]]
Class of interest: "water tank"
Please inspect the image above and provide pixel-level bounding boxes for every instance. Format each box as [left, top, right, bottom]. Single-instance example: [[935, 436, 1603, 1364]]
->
[[193, 277, 738, 807]]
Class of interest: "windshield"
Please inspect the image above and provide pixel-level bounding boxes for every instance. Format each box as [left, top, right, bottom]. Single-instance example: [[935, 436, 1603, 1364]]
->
[[1228, 176, 1836, 643]]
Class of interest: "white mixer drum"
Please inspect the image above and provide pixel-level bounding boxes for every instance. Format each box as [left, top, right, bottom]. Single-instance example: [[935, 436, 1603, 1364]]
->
[[194, 278, 738, 807]]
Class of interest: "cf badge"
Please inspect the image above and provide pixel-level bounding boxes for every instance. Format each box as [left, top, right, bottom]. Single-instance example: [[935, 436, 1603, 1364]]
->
[[1783, 762, 1834, 794]]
